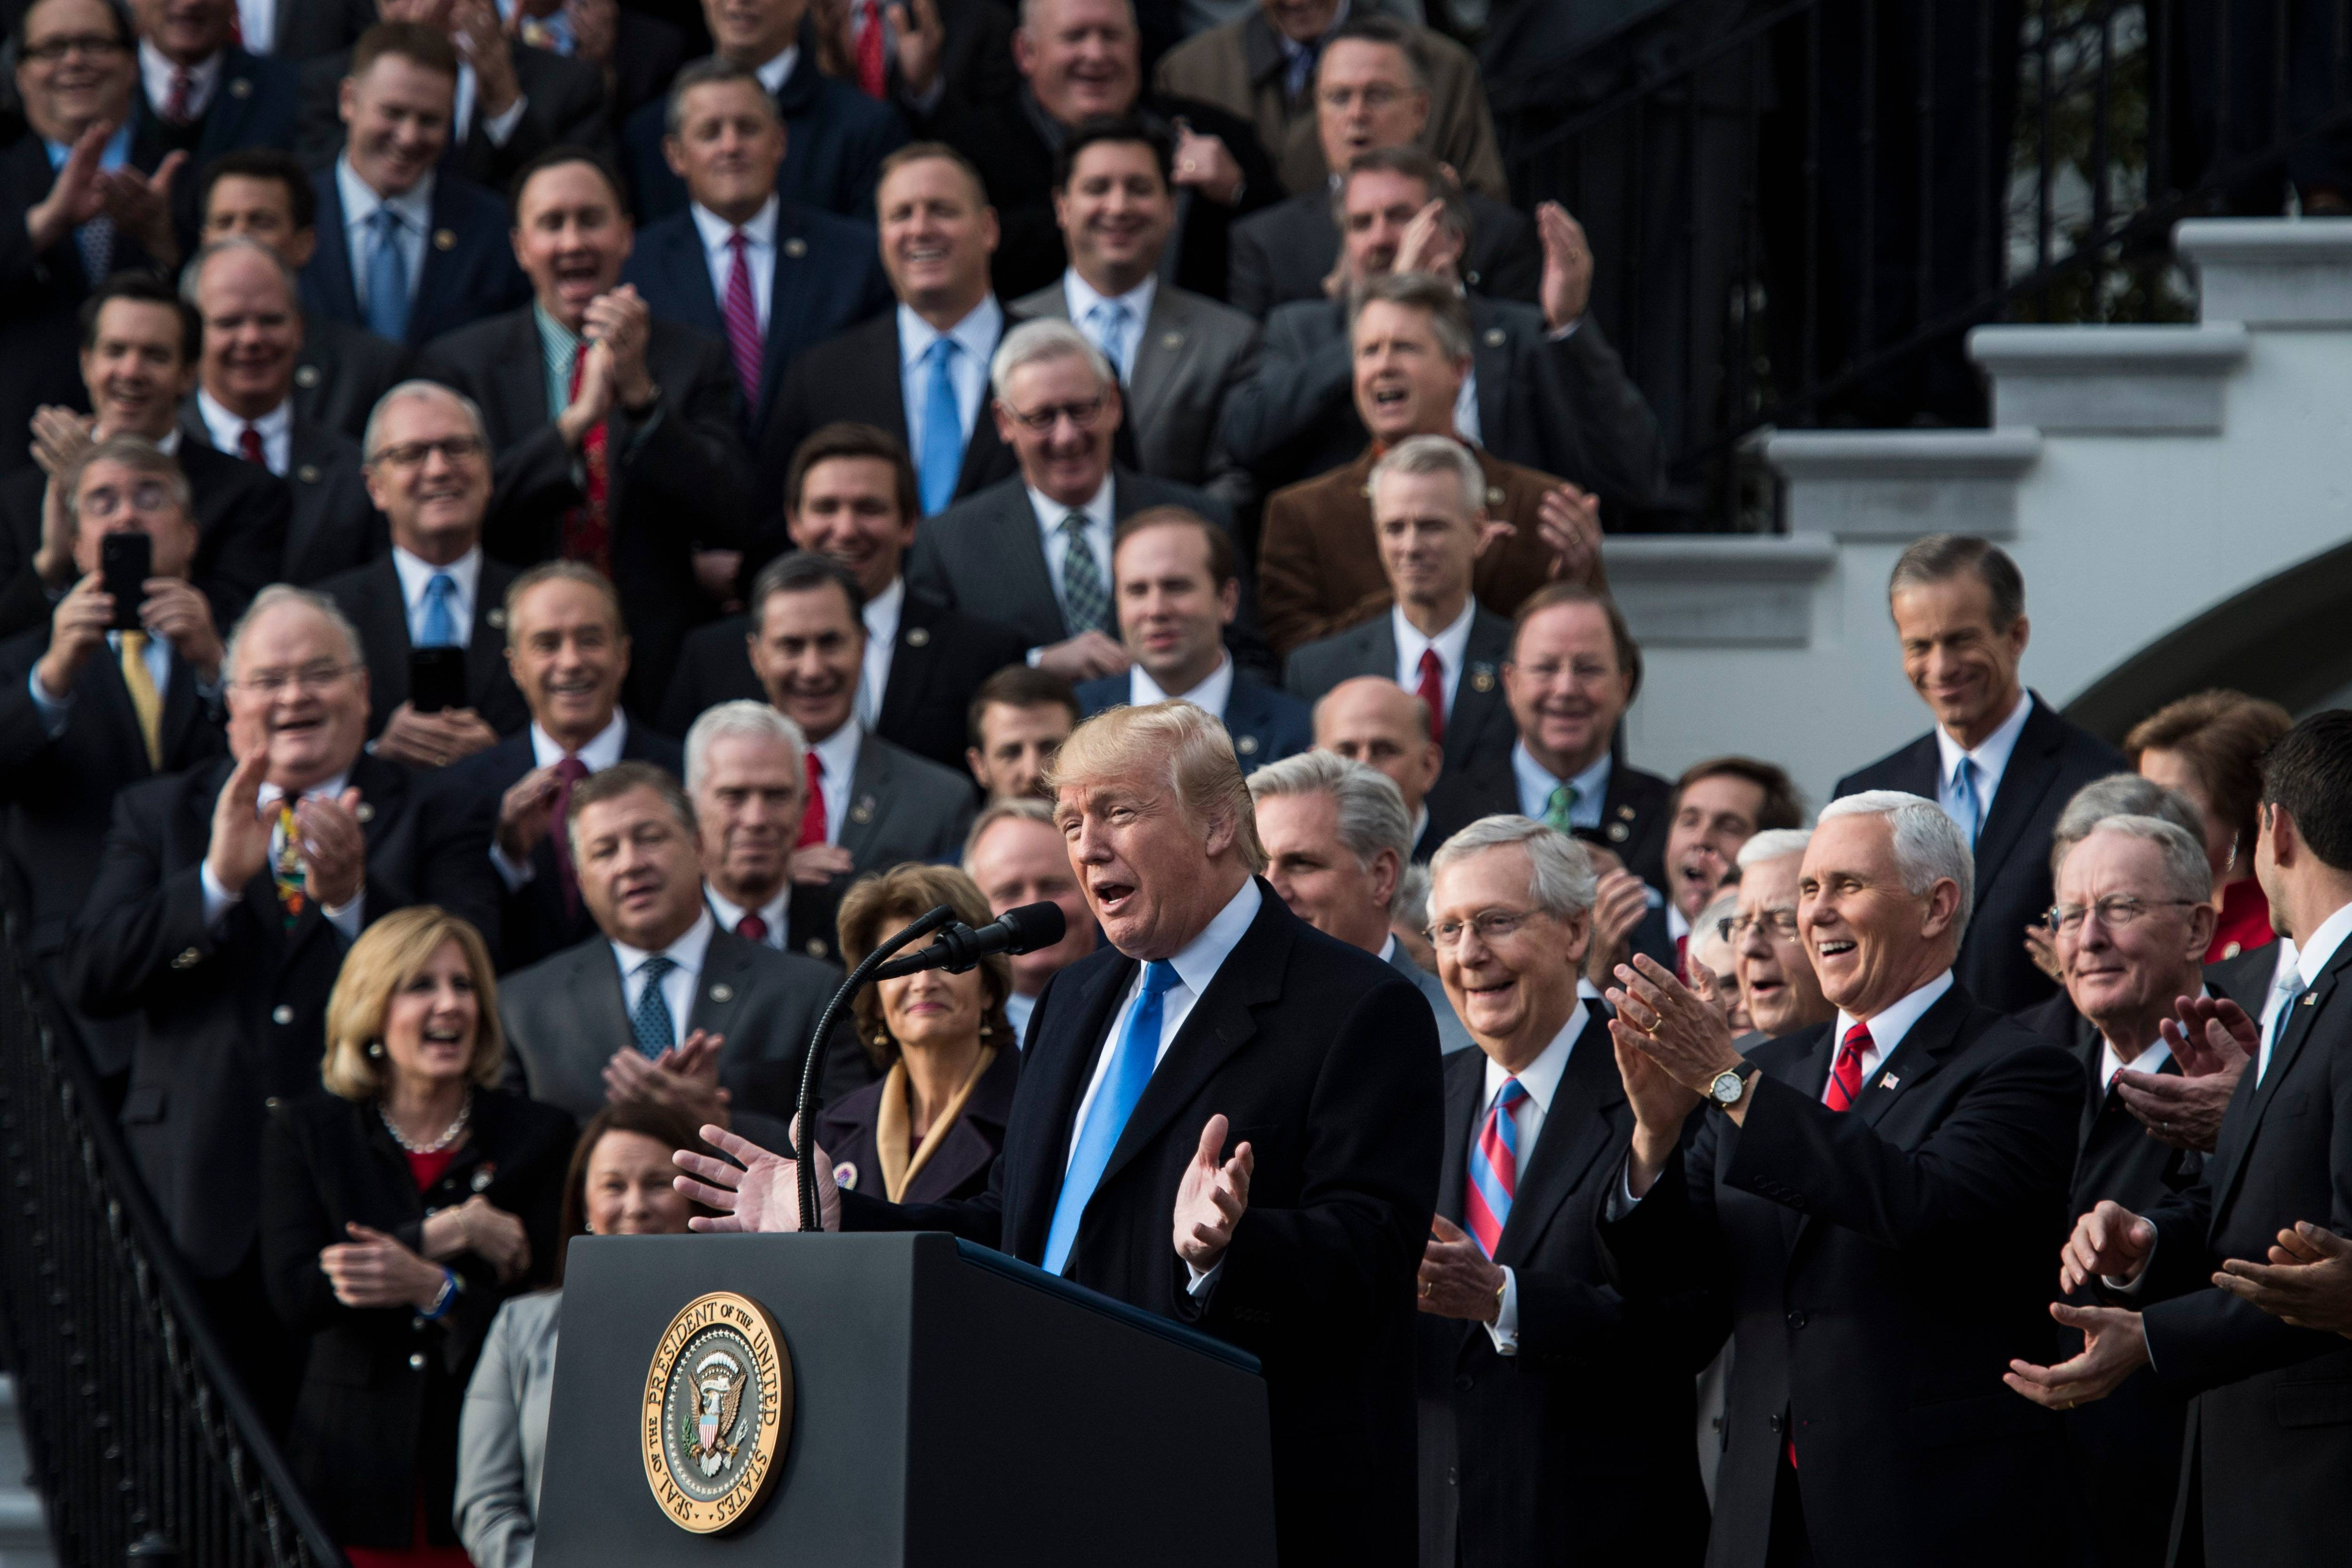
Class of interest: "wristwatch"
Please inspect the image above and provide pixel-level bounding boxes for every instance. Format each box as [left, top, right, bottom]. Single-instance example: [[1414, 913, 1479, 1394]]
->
[[1708, 1059, 1760, 1109]]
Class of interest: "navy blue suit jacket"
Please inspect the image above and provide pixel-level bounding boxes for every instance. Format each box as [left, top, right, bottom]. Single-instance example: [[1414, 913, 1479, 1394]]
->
[[1075, 669, 1310, 770], [300, 165, 530, 348], [619, 27, 909, 223], [621, 199, 891, 437], [135, 45, 300, 165]]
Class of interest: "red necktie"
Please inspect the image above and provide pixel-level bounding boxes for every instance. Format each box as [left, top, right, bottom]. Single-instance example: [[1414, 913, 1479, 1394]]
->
[[722, 231, 763, 411], [163, 66, 194, 126], [736, 911, 770, 944], [550, 756, 591, 915], [238, 424, 266, 468], [564, 343, 611, 573], [1825, 1021, 1871, 1113], [1674, 932, 1689, 982], [1414, 647, 1446, 745], [854, 0, 888, 98], [796, 751, 827, 849]]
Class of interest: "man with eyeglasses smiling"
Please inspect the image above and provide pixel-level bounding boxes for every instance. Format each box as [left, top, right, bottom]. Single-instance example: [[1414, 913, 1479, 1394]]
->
[[1724, 828, 1834, 1044]]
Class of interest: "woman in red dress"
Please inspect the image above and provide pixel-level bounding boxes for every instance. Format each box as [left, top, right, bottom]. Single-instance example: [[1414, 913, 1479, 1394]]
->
[[2127, 690, 2294, 963]]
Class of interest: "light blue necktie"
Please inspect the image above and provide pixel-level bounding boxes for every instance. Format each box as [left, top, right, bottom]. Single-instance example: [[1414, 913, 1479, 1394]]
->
[[917, 336, 962, 516], [631, 955, 676, 1058], [1088, 299, 1134, 383], [1947, 757, 1982, 847], [417, 572, 459, 647], [2261, 971, 2308, 1086], [1044, 960, 1181, 1274], [364, 206, 411, 343]]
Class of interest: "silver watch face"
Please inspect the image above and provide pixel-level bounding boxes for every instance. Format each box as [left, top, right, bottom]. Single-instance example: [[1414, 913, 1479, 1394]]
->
[[1711, 1069, 1744, 1105]]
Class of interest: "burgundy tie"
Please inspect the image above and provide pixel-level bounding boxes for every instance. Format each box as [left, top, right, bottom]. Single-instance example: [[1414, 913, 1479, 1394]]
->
[[854, 0, 888, 97], [163, 66, 194, 126], [736, 911, 770, 945], [238, 424, 266, 468], [550, 756, 592, 915], [721, 231, 763, 411], [1414, 647, 1446, 745]]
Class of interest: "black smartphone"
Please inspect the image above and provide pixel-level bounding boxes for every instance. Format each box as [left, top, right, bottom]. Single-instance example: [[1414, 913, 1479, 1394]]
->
[[100, 531, 150, 632], [410, 645, 468, 714]]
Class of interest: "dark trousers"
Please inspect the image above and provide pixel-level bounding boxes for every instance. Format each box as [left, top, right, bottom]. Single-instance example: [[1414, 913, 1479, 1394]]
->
[[191, 1245, 306, 1438], [1766, 1448, 1815, 1568]]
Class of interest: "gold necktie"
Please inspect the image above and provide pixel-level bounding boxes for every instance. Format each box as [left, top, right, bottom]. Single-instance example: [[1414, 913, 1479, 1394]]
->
[[119, 630, 162, 770]]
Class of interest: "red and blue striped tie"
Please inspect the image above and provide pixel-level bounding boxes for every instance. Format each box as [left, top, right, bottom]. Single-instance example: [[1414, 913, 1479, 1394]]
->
[[1464, 1077, 1526, 1258]]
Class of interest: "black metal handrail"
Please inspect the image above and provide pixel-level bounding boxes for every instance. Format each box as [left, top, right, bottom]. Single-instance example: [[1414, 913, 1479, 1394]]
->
[[0, 908, 346, 1568]]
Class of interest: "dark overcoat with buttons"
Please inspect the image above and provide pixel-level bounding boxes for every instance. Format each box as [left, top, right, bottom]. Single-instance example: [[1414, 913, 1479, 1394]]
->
[[65, 750, 477, 1276], [260, 1087, 572, 1550], [1597, 983, 2082, 1568], [1415, 1013, 1710, 1568]]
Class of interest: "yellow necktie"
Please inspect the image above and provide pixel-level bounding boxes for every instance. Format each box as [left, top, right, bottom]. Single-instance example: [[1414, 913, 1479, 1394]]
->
[[119, 630, 162, 771]]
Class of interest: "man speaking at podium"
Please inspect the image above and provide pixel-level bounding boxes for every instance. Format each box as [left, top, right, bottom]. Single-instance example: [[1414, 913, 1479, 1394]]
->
[[675, 700, 1443, 1564]]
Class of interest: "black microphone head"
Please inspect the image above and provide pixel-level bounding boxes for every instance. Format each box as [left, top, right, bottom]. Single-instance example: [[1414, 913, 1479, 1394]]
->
[[995, 901, 1067, 953]]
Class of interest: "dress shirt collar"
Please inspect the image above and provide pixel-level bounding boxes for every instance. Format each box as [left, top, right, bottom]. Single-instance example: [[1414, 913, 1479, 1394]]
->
[[1667, 902, 1691, 945], [45, 121, 131, 171], [810, 716, 863, 791], [1482, 1000, 1586, 1117], [898, 294, 1003, 374], [1834, 969, 1954, 1064], [1391, 597, 1474, 685], [529, 711, 627, 769], [1064, 268, 1157, 337], [705, 882, 788, 944], [2097, 1007, 2188, 1096], [1131, 652, 1233, 718], [336, 151, 434, 226], [2293, 898, 2352, 987], [863, 574, 905, 648], [1935, 689, 2034, 795], [1512, 740, 1611, 826], [690, 194, 779, 257], [258, 768, 353, 809], [613, 907, 715, 983], [1160, 877, 1264, 1002], [390, 545, 484, 623], [195, 387, 291, 462], [755, 43, 802, 96], [1028, 472, 1114, 537], [140, 41, 222, 120]]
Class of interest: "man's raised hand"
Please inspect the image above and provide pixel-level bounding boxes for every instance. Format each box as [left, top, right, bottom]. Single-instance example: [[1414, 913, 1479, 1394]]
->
[[1174, 1113, 1253, 1271], [674, 1120, 838, 1233]]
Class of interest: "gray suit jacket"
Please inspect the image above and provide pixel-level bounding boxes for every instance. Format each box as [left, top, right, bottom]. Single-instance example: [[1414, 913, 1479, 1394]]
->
[[905, 468, 1236, 651], [784, 729, 983, 965], [178, 398, 381, 586], [1284, 603, 1516, 785], [496, 927, 866, 1123], [1221, 293, 1668, 510], [1390, 940, 1474, 1055], [1012, 277, 1262, 514], [454, 1288, 561, 1568]]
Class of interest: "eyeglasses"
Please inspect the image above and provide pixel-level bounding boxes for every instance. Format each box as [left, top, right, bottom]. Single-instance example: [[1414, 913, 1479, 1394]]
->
[[1719, 908, 1800, 943], [998, 396, 1108, 434], [1319, 84, 1408, 113], [232, 661, 358, 695], [22, 35, 129, 63], [79, 483, 177, 520], [1424, 908, 1538, 949], [367, 435, 487, 470], [2044, 895, 2200, 934]]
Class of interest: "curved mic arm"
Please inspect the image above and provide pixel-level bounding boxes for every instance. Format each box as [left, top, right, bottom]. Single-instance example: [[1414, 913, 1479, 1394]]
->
[[791, 901, 957, 1232]]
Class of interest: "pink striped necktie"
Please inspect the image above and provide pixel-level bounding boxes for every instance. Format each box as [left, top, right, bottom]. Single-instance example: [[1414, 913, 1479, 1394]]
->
[[1464, 1077, 1527, 1258], [722, 230, 763, 411]]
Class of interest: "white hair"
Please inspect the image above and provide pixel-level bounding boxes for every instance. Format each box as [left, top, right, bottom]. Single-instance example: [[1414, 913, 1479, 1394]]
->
[[683, 700, 807, 794], [1816, 790, 1974, 934], [1247, 750, 1415, 915], [2066, 813, 2213, 904], [1738, 828, 1813, 870], [362, 379, 491, 463], [1369, 434, 1484, 521], [989, 317, 1114, 401], [223, 584, 364, 679], [1426, 815, 1598, 925], [2049, 773, 2204, 880]]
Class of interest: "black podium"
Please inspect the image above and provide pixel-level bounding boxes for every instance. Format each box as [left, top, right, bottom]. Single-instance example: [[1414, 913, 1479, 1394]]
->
[[535, 1231, 1278, 1567]]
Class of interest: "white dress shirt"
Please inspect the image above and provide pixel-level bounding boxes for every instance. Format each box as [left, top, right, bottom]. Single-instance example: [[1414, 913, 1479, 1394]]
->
[[1453, 373, 1482, 449], [450, 47, 530, 150], [488, 713, 630, 888], [2098, 1033, 2175, 1097], [1063, 269, 1157, 383], [858, 575, 905, 730], [196, 388, 292, 476], [611, 909, 715, 1050], [1935, 691, 2034, 842], [140, 41, 221, 122], [1006, 987, 1038, 1048], [1512, 742, 1611, 829], [198, 769, 363, 936], [1029, 473, 1117, 639], [706, 883, 789, 947], [337, 156, 434, 316], [390, 546, 485, 649], [1392, 598, 1475, 720], [807, 722, 864, 846], [755, 44, 802, 95], [898, 296, 1003, 454], [1825, 970, 1953, 1099], [236, 0, 274, 54], [690, 196, 778, 334], [1482, 1002, 1586, 1354], [1128, 652, 1234, 721]]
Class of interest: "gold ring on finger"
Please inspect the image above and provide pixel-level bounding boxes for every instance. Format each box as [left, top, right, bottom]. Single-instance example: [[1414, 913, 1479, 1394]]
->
[[1640, 1011, 1663, 1036]]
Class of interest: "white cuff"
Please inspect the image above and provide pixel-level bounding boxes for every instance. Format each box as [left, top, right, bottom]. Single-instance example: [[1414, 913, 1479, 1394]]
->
[[480, 93, 529, 147], [2102, 1234, 2156, 1297], [322, 891, 365, 940], [27, 666, 71, 735], [1483, 1266, 1519, 1355], [489, 841, 534, 891], [1184, 1258, 1224, 1298], [1547, 317, 1583, 342], [198, 860, 238, 929]]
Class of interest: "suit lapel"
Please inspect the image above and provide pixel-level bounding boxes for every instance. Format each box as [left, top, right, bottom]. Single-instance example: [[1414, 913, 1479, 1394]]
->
[[1433, 1046, 1480, 1225], [158, 647, 204, 765], [875, 593, 942, 740], [835, 735, 890, 864], [468, 560, 513, 707], [1772, 1025, 1835, 1253], [1971, 697, 2067, 898], [2208, 943, 2352, 1225], [1125, 290, 1189, 437], [309, 175, 364, 324], [1014, 954, 1136, 1256], [1470, 303, 1508, 445], [1495, 1014, 1624, 1264], [687, 932, 752, 1041], [1442, 613, 1511, 771], [989, 490, 1069, 638]]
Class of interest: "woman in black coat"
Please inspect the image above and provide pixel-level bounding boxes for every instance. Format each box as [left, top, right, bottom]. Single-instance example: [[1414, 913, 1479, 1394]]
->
[[818, 864, 1019, 1203], [261, 906, 574, 1566]]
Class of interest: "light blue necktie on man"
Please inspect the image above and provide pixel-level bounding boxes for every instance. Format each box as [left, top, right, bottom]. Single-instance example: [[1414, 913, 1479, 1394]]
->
[[418, 572, 459, 647], [918, 336, 962, 516], [2261, 970, 2309, 1086], [364, 205, 411, 343], [1088, 299, 1134, 383], [1947, 756, 1983, 847], [1044, 959, 1181, 1274]]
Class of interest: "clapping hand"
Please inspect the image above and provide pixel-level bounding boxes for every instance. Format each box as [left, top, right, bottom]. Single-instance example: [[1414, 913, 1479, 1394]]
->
[[320, 1222, 448, 1310], [1535, 201, 1594, 333], [1169, 118, 1245, 205], [2003, 1302, 2149, 1409], [1535, 484, 1601, 583], [2214, 1222, 2352, 1336], [294, 788, 368, 910], [674, 1120, 840, 1233], [2058, 1199, 2155, 1294], [1417, 1216, 1503, 1322], [604, 1030, 731, 1126], [1173, 1114, 1253, 1272], [2117, 992, 2257, 1151]]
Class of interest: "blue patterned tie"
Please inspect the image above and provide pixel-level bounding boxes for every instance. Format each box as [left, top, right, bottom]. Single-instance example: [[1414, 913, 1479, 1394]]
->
[[74, 213, 116, 287], [1088, 299, 1134, 383], [1947, 757, 1982, 848], [365, 206, 411, 342], [418, 572, 459, 647], [917, 336, 962, 516], [1044, 960, 1181, 1274], [631, 955, 676, 1058]]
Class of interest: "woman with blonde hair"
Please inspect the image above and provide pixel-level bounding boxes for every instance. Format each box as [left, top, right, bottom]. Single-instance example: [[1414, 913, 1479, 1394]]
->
[[260, 907, 574, 1568], [818, 864, 1022, 1203]]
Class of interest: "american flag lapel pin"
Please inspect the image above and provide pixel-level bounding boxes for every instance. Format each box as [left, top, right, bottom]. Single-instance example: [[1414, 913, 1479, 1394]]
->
[[1880, 1073, 1900, 1090]]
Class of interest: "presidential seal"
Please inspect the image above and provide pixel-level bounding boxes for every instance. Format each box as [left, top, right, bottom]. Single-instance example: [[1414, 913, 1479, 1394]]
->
[[642, 1291, 792, 1533]]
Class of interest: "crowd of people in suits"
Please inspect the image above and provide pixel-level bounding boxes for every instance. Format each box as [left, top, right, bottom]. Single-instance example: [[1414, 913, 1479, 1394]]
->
[[1, 1, 2348, 1567]]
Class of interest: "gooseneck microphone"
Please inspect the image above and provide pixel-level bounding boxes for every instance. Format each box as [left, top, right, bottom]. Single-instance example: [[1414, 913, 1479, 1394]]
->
[[868, 902, 1069, 980]]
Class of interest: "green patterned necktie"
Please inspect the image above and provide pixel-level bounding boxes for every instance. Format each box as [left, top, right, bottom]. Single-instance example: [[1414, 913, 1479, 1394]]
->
[[1060, 512, 1112, 637], [1543, 782, 1580, 836]]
